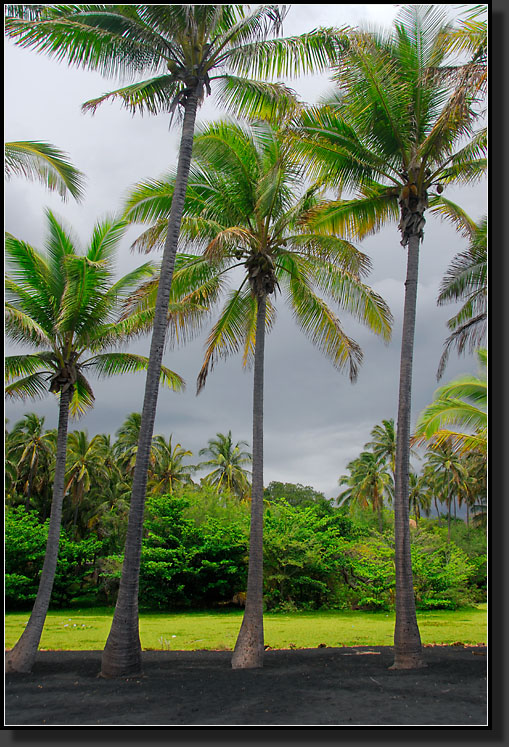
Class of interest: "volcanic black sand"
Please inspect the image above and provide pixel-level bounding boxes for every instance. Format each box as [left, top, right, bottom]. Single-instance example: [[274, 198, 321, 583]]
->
[[5, 645, 487, 727]]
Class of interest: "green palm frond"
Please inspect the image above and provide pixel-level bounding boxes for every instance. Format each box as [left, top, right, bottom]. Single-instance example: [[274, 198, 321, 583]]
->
[[5, 372, 50, 401], [83, 352, 184, 392], [5, 140, 85, 201]]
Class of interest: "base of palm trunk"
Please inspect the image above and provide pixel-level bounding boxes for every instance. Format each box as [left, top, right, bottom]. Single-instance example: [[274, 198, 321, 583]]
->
[[100, 640, 143, 678], [389, 651, 427, 670], [5, 648, 34, 674], [231, 618, 264, 669]]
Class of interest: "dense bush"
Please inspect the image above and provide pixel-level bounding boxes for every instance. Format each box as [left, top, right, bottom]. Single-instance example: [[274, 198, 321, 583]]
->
[[5, 492, 487, 612]]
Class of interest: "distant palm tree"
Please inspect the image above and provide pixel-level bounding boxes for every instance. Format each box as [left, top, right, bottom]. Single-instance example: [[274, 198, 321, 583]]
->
[[149, 435, 195, 495], [408, 471, 431, 522], [5, 140, 85, 201], [295, 4, 486, 669], [198, 431, 251, 499], [124, 119, 392, 668], [4, 210, 183, 674], [5, 2, 344, 677], [64, 430, 112, 539], [7, 413, 56, 511], [422, 441, 468, 541], [366, 419, 396, 483], [338, 450, 393, 533]]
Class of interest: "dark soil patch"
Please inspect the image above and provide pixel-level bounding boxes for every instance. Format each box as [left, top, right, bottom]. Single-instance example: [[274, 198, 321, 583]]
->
[[5, 645, 487, 726]]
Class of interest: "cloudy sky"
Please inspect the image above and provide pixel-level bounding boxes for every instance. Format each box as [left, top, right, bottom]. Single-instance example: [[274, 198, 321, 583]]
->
[[4, 4, 487, 498]]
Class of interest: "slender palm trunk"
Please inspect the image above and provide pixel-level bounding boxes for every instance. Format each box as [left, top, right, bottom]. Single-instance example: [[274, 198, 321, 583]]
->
[[5, 388, 72, 673], [232, 294, 266, 669], [100, 89, 200, 678], [434, 495, 442, 526], [391, 231, 425, 670]]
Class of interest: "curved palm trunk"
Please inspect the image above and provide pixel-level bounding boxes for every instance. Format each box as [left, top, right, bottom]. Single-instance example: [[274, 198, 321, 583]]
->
[[391, 231, 425, 670], [232, 294, 266, 669], [5, 387, 72, 673], [100, 89, 200, 678]]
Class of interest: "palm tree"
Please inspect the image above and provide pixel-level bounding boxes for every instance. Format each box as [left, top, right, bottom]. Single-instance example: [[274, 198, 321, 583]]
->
[[408, 470, 431, 522], [422, 441, 468, 541], [338, 450, 393, 533], [294, 5, 486, 669], [149, 435, 195, 495], [5, 140, 85, 201], [413, 348, 487, 455], [4, 210, 184, 674], [5, 3, 347, 677], [435, 214, 486, 379], [64, 430, 112, 539], [365, 419, 397, 482], [198, 431, 252, 499], [124, 119, 392, 668], [6, 413, 56, 511]]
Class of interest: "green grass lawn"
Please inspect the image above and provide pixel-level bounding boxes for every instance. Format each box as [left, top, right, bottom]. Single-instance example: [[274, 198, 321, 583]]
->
[[5, 604, 487, 651]]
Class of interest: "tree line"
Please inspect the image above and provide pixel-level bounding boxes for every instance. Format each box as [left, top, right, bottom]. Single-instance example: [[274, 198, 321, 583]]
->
[[5, 4, 486, 674]]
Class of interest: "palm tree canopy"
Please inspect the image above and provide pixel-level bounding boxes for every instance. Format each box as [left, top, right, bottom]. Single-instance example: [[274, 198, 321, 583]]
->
[[5, 5, 345, 123], [5, 209, 187, 417], [436, 214, 486, 378], [198, 430, 252, 497], [122, 119, 393, 389], [413, 348, 486, 453], [5, 140, 86, 201], [292, 4, 486, 243]]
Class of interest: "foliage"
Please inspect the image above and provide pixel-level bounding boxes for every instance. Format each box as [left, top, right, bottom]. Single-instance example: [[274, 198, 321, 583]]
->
[[264, 481, 335, 516]]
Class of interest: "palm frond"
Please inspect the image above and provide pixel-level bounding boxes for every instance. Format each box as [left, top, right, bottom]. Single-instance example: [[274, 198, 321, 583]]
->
[[5, 140, 85, 201]]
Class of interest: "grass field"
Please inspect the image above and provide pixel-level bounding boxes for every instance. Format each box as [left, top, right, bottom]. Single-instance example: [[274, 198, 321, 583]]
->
[[5, 604, 487, 651]]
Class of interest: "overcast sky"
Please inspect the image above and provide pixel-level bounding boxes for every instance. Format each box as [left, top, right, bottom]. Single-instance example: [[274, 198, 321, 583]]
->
[[4, 4, 487, 498]]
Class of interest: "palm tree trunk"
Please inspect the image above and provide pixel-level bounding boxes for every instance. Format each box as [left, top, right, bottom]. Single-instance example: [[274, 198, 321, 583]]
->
[[390, 231, 425, 670], [100, 89, 200, 678], [434, 496, 442, 526], [5, 387, 72, 673], [232, 294, 266, 669]]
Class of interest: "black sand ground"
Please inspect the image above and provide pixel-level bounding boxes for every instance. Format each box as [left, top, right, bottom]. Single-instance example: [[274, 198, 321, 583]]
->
[[5, 645, 487, 727]]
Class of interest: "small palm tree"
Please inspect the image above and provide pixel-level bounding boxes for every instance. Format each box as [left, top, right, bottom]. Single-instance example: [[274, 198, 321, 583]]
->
[[294, 4, 486, 669], [4, 210, 184, 674], [5, 3, 346, 677], [365, 419, 397, 483], [198, 431, 252, 499], [6, 413, 56, 511], [5, 140, 85, 201], [124, 119, 392, 668], [422, 441, 468, 541], [408, 471, 431, 522], [338, 450, 393, 533], [64, 430, 112, 539], [149, 435, 195, 495]]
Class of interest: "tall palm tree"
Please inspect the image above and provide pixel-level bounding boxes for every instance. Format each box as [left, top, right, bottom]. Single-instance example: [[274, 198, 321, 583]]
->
[[124, 119, 392, 668], [5, 3, 346, 677], [4, 210, 184, 674], [294, 5, 486, 669], [198, 431, 252, 499], [149, 434, 195, 495], [338, 450, 393, 533], [5, 140, 85, 201]]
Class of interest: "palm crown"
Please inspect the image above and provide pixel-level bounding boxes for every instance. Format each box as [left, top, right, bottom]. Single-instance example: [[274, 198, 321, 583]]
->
[[123, 120, 393, 388], [5, 209, 184, 415], [5, 5, 343, 122]]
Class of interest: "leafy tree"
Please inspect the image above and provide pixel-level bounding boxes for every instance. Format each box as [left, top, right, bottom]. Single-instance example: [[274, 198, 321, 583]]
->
[[124, 119, 392, 668], [198, 431, 252, 500], [4, 210, 182, 674], [5, 140, 85, 201], [294, 4, 486, 668], [264, 481, 334, 516], [5, 2, 344, 677]]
